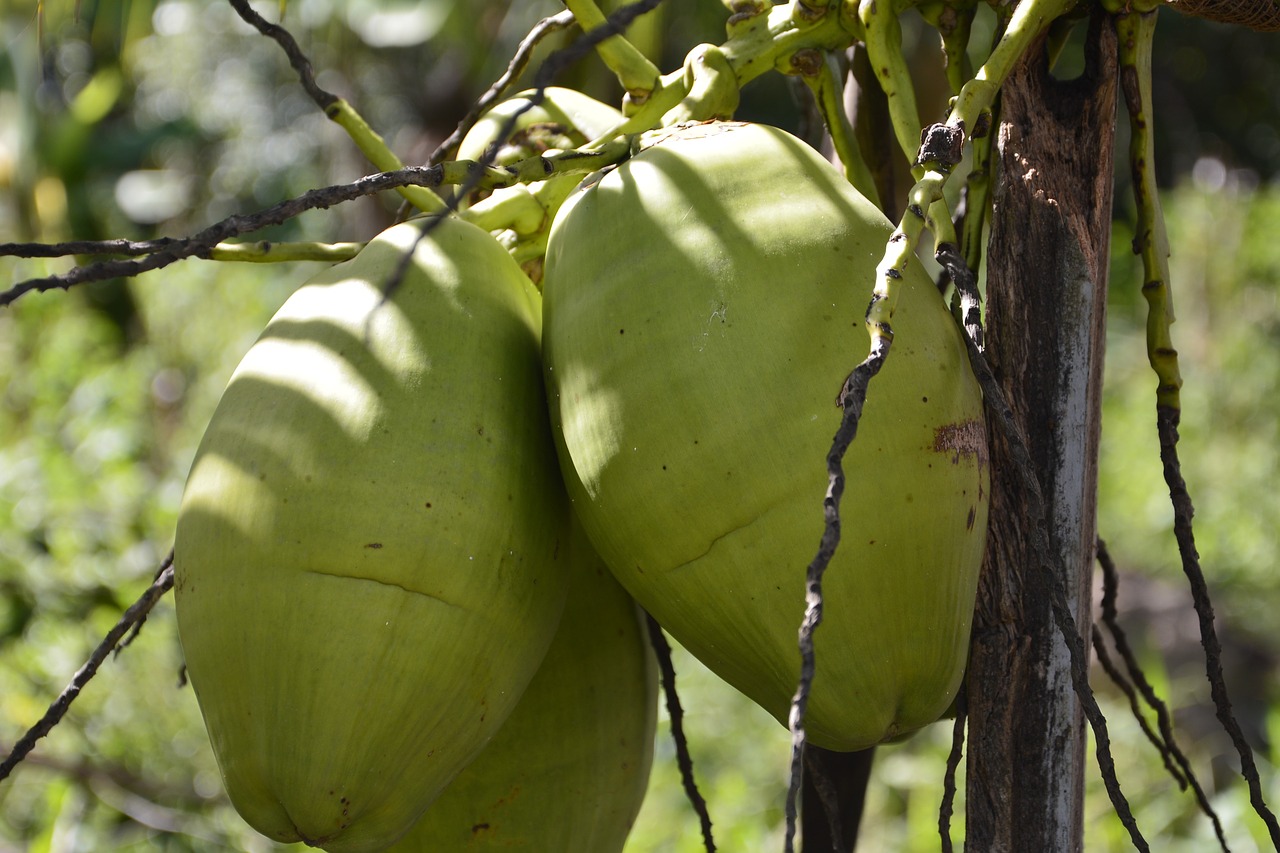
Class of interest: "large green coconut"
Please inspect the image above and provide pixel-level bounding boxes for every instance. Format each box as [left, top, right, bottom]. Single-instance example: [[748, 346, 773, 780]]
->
[[541, 121, 989, 752], [388, 516, 657, 852], [175, 217, 569, 852]]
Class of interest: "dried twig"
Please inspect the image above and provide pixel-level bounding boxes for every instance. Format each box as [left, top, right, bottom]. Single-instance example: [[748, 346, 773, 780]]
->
[[0, 553, 176, 782], [1095, 539, 1233, 850], [1091, 632, 1186, 787], [939, 691, 967, 853], [429, 10, 579, 166], [226, 0, 336, 110], [782, 333, 891, 853], [1158, 410, 1280, 845], [644, 614, 716, 853], [1, 167, 445, 305]]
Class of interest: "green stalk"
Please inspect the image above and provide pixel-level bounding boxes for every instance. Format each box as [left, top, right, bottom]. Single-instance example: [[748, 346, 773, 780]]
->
[[919, 0, 979, 97], [564, 0, 663, 101], [207, 241, 363, 263], [325, 100, 446, 215], [865, 0, 1076, 347], [805, 52, 881, 206], [606, 2, 862, 136], [858, 0, 923, 166], [1115, 7, 1181, 410]]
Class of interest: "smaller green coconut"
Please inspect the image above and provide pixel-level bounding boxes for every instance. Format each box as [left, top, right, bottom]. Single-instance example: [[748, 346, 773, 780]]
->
[[388, 516, 657, 852], [456, 86, 624, 167], [175, 217, 568, 852]]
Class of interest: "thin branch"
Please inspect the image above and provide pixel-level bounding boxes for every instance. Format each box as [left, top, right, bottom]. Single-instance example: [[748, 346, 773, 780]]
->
[[226, 0, 336, 110], [0, 167, 445, 305], [1091, 631, 1186, 787], [1158, 409, 1280, 845], [644, 613, 716, 853], [429, 10, 579, 166], [0, 553, 176, 782], [1095, 539, 1235, 851], [783, 333, 891, 853], [939, 691, 966, 853], [3, 238, 179, 258], [2, 238, 364, 264]]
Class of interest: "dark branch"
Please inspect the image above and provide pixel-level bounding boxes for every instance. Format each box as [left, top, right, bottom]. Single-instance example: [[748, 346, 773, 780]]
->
[[1, 166, 446, 306], [783, 332, 891, 853], [939, 692, 966, 853], [1095, 538, 1233, 849], [2, 238, 180, 258], [1090, 632, 1185, 787], [0, 553, 176, 782], [1157, 409, 1280, 845], [429, 10, 579, 166], [226, 0, 337, 111], [644, 613, 716, 852]]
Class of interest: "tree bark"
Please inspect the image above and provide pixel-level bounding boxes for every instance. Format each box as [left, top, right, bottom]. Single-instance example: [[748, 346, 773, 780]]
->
[[965, 9, 1117, 852]]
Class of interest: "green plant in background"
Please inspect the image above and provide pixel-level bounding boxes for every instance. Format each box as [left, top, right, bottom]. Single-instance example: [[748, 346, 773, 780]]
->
[[3, 0, 1280, 851]]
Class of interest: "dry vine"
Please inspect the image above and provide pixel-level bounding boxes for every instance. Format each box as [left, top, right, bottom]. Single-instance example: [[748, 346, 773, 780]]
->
[[0, 554, 176, 782]]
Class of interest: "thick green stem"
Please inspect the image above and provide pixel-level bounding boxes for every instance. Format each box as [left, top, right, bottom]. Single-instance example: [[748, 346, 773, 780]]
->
[[325, 100, 446, 215], [859, 0, 923, 165], [207, 241, 363, 263], [920, 0, 979, 97], [564, 0, 663, 101], [806, 53, 881, 206], [960, 126, 995, 274], [607, 2, 862, 135], [1115, 8, 1182, 410]]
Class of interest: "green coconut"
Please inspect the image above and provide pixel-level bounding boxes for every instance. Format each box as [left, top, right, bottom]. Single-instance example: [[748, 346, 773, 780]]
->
[[388, 515, 657, 852], [456, 86, 624, 166], [174, 217, 569, 852], [541, 121, 989, 752]]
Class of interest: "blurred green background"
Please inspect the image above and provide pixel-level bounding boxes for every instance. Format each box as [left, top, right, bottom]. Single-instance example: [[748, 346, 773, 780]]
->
[[2, 0, 1279, 850]]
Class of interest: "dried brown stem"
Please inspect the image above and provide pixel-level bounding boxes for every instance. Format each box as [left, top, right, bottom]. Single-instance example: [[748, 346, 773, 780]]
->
[[0, 554, 176, 782], [783, 333, 892, 853], [1157, 408, 1280, 846], [226, 0, 337, 111], [644, 613, 715, 852], [939, 691, 967, 853], [1095, 539, 1233, 849], [429, 10, 579, 166], [0, 166, 446, 305]]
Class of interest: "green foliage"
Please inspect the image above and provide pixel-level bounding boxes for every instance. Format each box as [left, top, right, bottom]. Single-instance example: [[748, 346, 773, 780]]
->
[[0, 256, 302, 851]]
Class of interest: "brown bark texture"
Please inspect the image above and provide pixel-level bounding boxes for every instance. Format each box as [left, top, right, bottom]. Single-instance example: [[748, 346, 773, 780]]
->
[[964, 10, 1118, 852]]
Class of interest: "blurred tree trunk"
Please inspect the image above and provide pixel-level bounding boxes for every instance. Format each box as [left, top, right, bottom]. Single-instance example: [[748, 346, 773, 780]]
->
[[801, 746, 875, 853], [965, 9, 1118, 852]]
